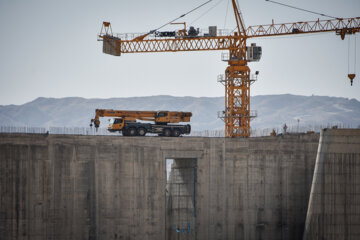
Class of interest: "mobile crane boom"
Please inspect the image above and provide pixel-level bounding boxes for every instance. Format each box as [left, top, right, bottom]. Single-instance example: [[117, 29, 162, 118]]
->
[[98, 1, 360, 137], [90, 109, 192, 137]]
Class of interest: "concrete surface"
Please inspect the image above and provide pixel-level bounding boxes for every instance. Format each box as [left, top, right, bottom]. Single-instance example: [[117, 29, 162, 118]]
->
[[0, 132, 320, 240], [166, 158, 197, 240], [303, 129, 360, 240]]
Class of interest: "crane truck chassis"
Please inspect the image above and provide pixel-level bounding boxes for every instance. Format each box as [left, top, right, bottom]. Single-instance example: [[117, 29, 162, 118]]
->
[[90, 109, 192, 137], [113, 121, 191, 137]]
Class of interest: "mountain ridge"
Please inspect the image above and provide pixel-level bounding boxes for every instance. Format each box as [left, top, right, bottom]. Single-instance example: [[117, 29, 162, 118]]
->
[[0, 94, 359, 131]]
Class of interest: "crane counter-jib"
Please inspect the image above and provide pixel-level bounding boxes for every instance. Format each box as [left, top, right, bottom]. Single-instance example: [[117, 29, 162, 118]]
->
[[101, 35, 240, 55]]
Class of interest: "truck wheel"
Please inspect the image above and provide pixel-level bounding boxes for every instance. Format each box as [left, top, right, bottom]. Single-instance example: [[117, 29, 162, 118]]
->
[[122, 128, 128, 136], [163, 128, 171, 137], [137, 128, 146, 136], [128, 127, 137, 136], [172, 129, 181, 137]]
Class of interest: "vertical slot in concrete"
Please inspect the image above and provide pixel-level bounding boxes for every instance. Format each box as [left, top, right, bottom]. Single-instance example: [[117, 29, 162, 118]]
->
[[165, 158, 197, 240]]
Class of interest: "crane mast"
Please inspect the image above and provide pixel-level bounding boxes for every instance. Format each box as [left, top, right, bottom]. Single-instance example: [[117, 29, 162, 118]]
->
[[98, 1, 360, 137], [221, 0, 253, 137]]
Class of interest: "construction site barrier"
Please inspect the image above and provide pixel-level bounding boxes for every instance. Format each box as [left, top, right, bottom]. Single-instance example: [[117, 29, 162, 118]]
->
[[1, 124, 356, 137]]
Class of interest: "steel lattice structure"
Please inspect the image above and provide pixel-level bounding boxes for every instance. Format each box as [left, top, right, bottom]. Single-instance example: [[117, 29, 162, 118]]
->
[[99, 2, 360, 137]]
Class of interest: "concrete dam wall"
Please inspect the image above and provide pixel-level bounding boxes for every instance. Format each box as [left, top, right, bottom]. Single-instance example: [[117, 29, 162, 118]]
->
[[303, 129, 360, 240], [0, 131, 338, 240]]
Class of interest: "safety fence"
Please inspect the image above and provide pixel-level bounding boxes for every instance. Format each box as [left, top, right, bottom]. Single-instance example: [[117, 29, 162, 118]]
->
[[0, 126, 113, 136], [0, 124, 356, 138]]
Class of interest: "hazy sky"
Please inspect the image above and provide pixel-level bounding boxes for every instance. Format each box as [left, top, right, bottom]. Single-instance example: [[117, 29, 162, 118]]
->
[[0, 0, 359, 105]]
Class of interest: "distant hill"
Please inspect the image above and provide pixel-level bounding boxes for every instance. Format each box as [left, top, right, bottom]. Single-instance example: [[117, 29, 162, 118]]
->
[[0, 95, 359, 131]]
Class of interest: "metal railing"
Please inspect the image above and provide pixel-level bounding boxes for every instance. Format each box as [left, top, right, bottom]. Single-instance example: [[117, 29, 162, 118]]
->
[[217, 110, 258, 119], [113, 28, 232, 41], [1, 124, 356, 138], [217, 74, 258, 84], [0, 126, 117, 136]]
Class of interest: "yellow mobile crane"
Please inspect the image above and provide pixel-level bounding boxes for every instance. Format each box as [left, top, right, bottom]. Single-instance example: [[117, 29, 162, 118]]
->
[[90, 109, 192, 137], [98, 1, 360, 137]]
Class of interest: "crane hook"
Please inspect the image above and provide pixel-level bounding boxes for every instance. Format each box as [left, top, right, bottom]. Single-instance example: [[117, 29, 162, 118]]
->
[[348, 74, 355, 86], [347, 34, 357, 86]]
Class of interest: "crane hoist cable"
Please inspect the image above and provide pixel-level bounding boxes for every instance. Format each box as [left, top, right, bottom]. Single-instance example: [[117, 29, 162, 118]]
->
[[356, 36, 357, 73], [150, 0, 213, 34], [348, 37, 351, 74], [348, 35, 357, 86], [266, 0, 355, 85], [190, 0, 225, 25], [227, 0, 247, 35], [237, 0, 247, 29], [265, 0, 337, 19], [132, 0, 213, 41], [223, 0, 230, 29]]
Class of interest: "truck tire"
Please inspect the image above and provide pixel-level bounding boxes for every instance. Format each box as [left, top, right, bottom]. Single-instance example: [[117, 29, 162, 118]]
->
[[128, 127, 137, 136], [172, 128, 181, 137], [122, 128, 128, 136], [137, 127, 147, 136], [163, 128, 171, 137]]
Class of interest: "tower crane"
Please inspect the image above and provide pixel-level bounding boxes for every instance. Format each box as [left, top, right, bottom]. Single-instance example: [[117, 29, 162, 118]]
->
[[98, 0, 360, 138]]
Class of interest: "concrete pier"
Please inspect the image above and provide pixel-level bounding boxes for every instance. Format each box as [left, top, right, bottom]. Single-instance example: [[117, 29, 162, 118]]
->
[[303, 129, 360, 240], [0, 131, 340, 240]]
